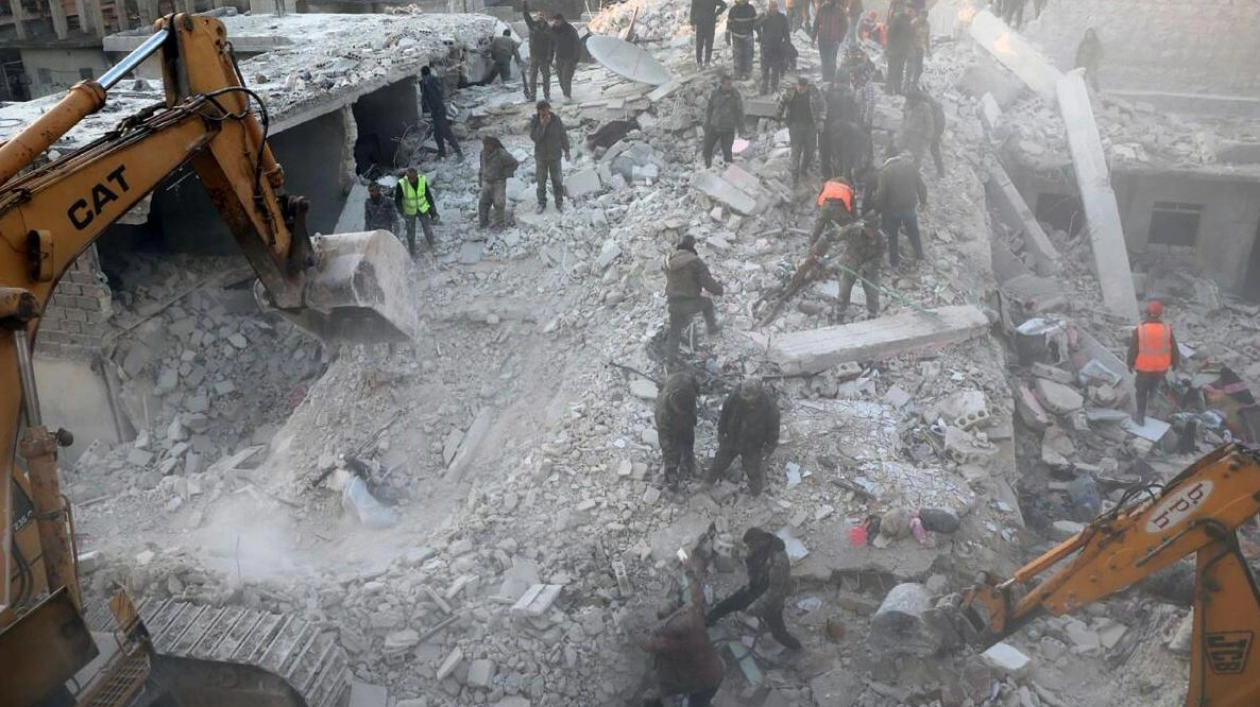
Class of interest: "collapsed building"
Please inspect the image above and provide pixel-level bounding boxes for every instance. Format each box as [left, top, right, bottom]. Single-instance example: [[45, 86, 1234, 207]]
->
[[1, 0, 1259, 704]]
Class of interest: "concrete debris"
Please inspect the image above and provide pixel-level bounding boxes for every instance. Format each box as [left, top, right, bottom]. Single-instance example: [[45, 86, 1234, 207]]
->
[[868, 583, 947, 657], [982, 642, 1033, 678]]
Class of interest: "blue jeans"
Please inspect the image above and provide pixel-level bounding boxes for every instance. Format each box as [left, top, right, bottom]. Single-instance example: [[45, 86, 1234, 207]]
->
[[882, 207, 923, 266]]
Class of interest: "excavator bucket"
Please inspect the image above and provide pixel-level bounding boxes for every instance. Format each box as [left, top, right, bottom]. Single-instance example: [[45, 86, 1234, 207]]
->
[[258, 230, 421, 344]]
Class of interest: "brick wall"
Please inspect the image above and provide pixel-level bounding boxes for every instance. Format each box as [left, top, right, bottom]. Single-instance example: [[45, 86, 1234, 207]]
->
[[1022, 0, 1260, 98], [37, 247, 113, 358]]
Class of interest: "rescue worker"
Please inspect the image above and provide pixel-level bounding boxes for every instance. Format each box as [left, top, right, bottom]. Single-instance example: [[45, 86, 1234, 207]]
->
[[811, 0, 848, 82], [394, 167, 439, 256], [477, 135, 519, 230], [663, 235, 725, 361], [726, 0, 759, 81], [897, 89, 936, 168], [907, 9, 930, 90], [818, 75, 860, 180], [419, 66, 463, 161], [528, 100, 570, 214], [884, 7, 912, 94], [874, 148, 927, 268], [810, 177, 857, 237], [703, 73, 745, 169], [814, 212, 884, 319], [1075, 28, 1103, 92], [691, 0, 728, 67], [778, 76, 823, 185], [655, 371, 699, 492], [1127, 300, 1180, 426], [551, 13, 581, 101], [846, 0, 863, 44], [784, 0, 808, 32], [487, 30, 524, 86], [756, 1, 791, 95], [707, 527, 801, 650], [706, 380, 779, 496], [636, 560, 725, 707], [364, 183, 396, 233], [522, 0, 555, 102], [918, 89, 946, 177]]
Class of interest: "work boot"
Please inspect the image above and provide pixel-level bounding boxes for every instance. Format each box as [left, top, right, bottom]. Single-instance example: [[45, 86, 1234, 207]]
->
[[536, 203, 546, 214], [555, 200, 564, 213]]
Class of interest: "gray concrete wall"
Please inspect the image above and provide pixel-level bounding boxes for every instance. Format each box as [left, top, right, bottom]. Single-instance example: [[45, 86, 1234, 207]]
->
[[1114, 172, 1260, 291], [1022, 0, 1260, 98], [20, 46, 112, 98], [351, 79, 419, 174], [33, 356, 124, 460]]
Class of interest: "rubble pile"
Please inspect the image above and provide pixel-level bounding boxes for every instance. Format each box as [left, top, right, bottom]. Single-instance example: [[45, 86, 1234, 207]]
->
[[61, 4, 1253, 707]]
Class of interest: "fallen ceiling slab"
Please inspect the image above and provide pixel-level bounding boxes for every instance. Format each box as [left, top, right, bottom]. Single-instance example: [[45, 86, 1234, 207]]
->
[[966, 9, 1061, 101], [586, 34, 672, 86]]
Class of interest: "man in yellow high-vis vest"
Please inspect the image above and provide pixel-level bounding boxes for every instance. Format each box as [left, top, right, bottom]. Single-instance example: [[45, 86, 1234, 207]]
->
[[393, 167, 440, 256]]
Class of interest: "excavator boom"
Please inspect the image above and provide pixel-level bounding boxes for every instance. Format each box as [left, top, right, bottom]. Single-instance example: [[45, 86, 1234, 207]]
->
[[960, 443, 1260, 707], [0, 15, 416, 706]]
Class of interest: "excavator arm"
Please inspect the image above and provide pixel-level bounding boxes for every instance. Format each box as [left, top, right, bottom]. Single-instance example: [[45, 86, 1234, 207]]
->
[[960, 443, 1260, 707], [0, 15, 416, 705]]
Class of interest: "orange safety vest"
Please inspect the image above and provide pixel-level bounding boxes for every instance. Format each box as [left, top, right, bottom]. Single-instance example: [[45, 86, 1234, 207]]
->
[[1134, 322, 1172, 373], [817, 180, 855, 212]]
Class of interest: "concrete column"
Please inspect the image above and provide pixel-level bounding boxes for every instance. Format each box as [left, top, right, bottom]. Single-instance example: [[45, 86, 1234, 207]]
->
[[74, 0, 91, 33], [11, 0, 27, 39], [137, 0, 157, 26], [87, 0, 107, 37], [49, 0, 71, 39], [116, 0, 131, 30]]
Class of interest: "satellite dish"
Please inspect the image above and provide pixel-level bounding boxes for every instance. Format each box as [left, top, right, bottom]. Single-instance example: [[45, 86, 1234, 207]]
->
[[585, 35, 673, 86]]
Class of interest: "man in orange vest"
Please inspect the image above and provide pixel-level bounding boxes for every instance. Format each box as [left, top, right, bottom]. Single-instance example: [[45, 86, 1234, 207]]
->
[[1126, 299, 1181, 426], [810, 177, 856, 242]]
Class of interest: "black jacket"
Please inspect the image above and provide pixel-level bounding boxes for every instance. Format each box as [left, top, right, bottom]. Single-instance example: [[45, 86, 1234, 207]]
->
[[757, 11, 790, 51], [552, 21, 581, 61], [419, 74, 447, 118], [727, 1, 757, 36], [523, 1, 555, 61], [691, 0, 728, 27], [529, 114, 570, 161]]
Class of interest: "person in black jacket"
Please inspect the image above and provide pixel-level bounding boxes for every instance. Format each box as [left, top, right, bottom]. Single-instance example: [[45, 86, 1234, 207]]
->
[[726, 0, 758, 80], [691, 0, 728, 67], [550, 13, 581, 100], [707, 527, 801, 650], [528, 101, 570, 213], [757, 1, 790, 95], [522, 0, 555, 102], [419, 66, 462, 160]]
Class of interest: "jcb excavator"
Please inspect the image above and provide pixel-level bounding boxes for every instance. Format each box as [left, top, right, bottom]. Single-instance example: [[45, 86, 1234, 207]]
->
[[1, 14, 418, 707], [959, 442, 1260, 706]]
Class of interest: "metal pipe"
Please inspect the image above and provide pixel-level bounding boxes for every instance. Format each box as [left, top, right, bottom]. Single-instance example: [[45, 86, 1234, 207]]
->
[[13, 328, 40, 426], [97, 27, 171, 90]]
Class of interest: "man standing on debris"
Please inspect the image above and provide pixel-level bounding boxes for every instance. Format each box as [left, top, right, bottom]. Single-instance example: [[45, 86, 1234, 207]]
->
[[819, 75, 860, 179], [778, 76, 823, 185], [655, 371, 700, 492], [1075, 28, 1104, 92], [874, 148, 927, 268], [811, 0, 848, 82], [884, 7, 912, 94], [551, 14, 581, 101], [664, 235, 725, 361], [636, 559, 725, 706], [1127, 300, 1180, 426], [419, 66, 463, 161], [522, 0, 555, 102], [706, 380, 779, 496], [364, 183, 396, 233], [897, 89, 936, 168], [707, 527, 802, 650], [394, 167, 439, 256], [691, 0, 728, 67], [918, 89, 946, 176], [813, 211, 885, 319], [726, 0, 759, 81], [1003, 0, 1026, 30], [703, 73, 745, 169], [846, 0, 864, 44], [487, 30, 525, 87], [907, 8, 930, 90], [478, 136, 519, 230], [756, 1, 791, 95], [529, 100, 570, 214], [784, 0, 809, 33]]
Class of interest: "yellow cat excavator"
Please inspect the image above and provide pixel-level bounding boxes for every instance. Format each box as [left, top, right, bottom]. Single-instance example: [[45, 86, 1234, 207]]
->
[[0, 14, 417, 707], [959, 443, 1260, 707]]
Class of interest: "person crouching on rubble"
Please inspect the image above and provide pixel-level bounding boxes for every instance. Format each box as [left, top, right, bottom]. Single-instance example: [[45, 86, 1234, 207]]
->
[[635, 558, 725, 706]]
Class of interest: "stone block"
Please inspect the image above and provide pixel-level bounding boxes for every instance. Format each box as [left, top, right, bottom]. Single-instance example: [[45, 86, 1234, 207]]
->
[[436, 648, 463, 681], [768, 306, 990, 376], [1034, 378, 1084, 415], [981, 642, 1031, 677], [691, 171, 758, 215], [567, 168, 602, 198], [510, 584, 563, 617], [466, 659, 497, 689], [349, 681, 388, 707], [1031, 362, 1074, 385], [127, 447, 154, 467], [1015, 383, 1051, 430], [629, 379, 657, 400], [868, 583, 945, 657], [596, 239, 621, 270], [744, 97, 778, 118]]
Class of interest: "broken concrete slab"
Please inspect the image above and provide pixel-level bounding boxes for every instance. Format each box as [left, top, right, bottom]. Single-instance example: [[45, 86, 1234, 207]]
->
[[348, 681, 388, 707], [868, 583, 947, 657], [955, 58, 1028, 107], [1122, 416, 1171, 441], [767, 305, 991, 376], [967, 10, 1062, 101], [466, 659, 497, 689], [809, 669, 862, 707], [1034, 378, 1084, 415], [744, 97, 778, 118], [648, 512, 713, 563], [985, 163, 1060, 275], [691, 171, 759, 215], [1056, 72, 1140, 322], [567, 167, 602, 198], [510, 583, 563, 617], [446, 408, 493, 482], [982, 642, 1032, 677], [979, 92, 1003, 134]]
